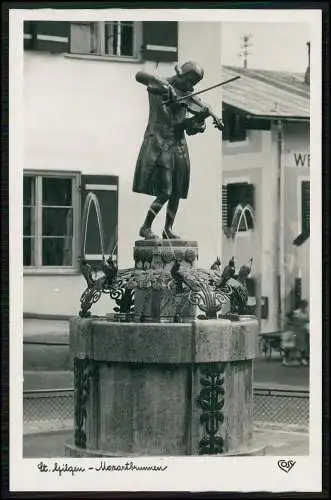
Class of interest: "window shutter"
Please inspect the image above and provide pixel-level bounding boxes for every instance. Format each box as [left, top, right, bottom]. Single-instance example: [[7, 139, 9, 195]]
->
[[233, 113, 247, 142], [302, 181, 310, 235], [222, 104, 247, 142], [142, 21, 178, 62], [222, 185, 228, 229], [24, 21, 34, 50], [81, 175, 119, 270], [293, 180, 310, 246], [25, 21, 70, 53], [221, 106, 230, 141]]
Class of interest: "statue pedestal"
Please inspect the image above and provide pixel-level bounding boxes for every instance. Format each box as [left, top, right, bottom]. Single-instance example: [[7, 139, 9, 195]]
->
[[133, 239, 199, 323], [65, 316, 265, 457]]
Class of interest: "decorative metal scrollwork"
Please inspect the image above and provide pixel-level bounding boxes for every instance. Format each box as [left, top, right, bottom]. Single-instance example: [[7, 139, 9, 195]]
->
[[185, 280, 229, 319], [196, 363, 225, 455], [172, 258, 252, 320], [74, 358, 97, 449], [78, 191, 253, 321], [79, 256, 136, 319], [79, 252, 253, 321], [169, 267, 231, 319]]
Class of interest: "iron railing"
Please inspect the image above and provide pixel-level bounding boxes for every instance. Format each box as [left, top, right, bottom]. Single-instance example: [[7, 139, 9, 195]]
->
[[253, 386, 309, 428], [23, 386, 309, 434]]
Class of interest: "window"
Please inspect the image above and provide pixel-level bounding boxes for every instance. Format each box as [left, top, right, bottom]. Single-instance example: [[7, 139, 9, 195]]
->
[[23, 173, 79, 269], [293, 180, 310, 246], [222, 104, 247, 143], [222, 182, 255, 234], [24, 20, 178, 62], [70, 22, 142, 59], [23, 172, 119, 273]]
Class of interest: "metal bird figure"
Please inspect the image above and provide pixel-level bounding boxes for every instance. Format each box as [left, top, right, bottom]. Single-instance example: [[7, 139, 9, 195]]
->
[[80, 258, 95, 289], [237, 258, 253, 284], [220, 256, 236, 285], [226, 277, 249, 314], [102, 256, 118, 287], [171, 260, 184, 293], [210, 257, 221, 271]]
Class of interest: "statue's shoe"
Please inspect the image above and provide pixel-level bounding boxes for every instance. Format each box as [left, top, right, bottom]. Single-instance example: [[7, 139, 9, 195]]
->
[[162, 229, 180, 240], [139, 226, 160, 240]]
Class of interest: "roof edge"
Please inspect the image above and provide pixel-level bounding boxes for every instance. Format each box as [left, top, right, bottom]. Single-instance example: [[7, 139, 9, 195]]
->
[[223, 102, 309, 122], [246, 114, 309, 123]]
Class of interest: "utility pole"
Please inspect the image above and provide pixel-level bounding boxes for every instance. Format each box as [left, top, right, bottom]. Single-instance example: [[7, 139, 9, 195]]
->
[[305, 41, 310, 84], [307, 41, 311, 65], [238, 34, 252, 69], [277, 119, 286, 332]]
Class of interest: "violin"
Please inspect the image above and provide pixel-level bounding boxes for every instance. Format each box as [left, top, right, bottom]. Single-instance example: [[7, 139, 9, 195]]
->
[[163, 75, 241, 132], [182, 94, 224, 131], [165, 88, 224, 132], [136, 71, 239, 132]]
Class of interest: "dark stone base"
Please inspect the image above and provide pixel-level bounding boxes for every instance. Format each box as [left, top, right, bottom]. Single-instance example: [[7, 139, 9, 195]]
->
[[65, 441, 266, 458]]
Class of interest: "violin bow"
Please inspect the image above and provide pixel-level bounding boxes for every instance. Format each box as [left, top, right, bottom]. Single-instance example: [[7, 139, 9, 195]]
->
[[164, 75, 240, 105]]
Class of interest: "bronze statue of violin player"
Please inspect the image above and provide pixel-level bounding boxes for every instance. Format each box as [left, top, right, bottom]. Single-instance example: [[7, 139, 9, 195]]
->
[[132, 61, 239, 240]]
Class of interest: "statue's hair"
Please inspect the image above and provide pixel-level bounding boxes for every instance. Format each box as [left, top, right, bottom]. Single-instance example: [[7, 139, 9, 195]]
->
[[175, 61, 204, 79]]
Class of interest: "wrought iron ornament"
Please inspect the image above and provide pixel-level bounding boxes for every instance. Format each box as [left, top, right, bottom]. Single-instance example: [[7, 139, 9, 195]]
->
[[79, 186, 253, 320], [79, 257, 135, 318], [74, 358, 96, 449], [79, 254, 252, 321], [196, 363, 225, 455]]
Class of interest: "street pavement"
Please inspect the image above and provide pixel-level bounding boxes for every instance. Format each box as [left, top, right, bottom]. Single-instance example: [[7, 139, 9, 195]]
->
[[23, 429, 309, 458]]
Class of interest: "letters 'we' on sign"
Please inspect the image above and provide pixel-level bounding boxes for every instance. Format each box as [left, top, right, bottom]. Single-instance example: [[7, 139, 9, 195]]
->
[[285, 152, 310, 168]]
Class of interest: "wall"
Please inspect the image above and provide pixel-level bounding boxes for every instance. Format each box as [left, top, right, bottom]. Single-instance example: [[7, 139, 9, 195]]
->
[[176, 22, 223, 264], [222, 121, 310, 332], [282, 121, 310, 309], [222, 129, 279, 333], [23, 22, 223, 316]]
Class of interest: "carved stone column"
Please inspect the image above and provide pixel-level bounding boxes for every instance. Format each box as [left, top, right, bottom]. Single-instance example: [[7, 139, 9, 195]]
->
[[133, 239, 199, 323]]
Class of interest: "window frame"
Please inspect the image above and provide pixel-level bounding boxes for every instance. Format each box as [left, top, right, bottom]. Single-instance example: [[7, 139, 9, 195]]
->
[[23, 170, 81, 275], [68, 21, 143, 62]]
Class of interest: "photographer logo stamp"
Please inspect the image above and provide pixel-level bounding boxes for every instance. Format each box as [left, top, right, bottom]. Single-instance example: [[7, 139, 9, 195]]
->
[[277, 459, 296, 473]]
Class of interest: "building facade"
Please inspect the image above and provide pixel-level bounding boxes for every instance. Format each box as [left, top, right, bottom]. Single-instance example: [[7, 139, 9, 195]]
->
[[221, 66, 310, 333], [23, 20, 223, 316]]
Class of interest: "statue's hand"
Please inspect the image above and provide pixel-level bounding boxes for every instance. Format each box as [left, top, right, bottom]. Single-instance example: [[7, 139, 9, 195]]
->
[[167, 84, 177, 102], [213, 117, 224, 131]]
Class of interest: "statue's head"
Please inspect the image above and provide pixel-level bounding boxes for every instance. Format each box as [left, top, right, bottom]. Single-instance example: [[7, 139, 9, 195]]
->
[[173, 61, 204, 91]]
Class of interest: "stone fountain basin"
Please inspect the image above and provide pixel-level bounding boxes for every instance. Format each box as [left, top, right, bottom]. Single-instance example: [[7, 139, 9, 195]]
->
[[70, 318, 258, 363], [67, 317, 264, 457]]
